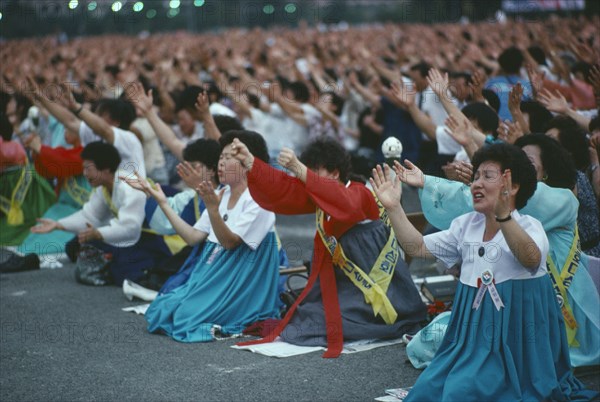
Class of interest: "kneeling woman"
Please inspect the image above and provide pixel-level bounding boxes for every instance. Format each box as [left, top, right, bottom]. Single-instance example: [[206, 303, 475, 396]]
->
[[143, 131, 280, 342], [233, 138, 426, 357], [372, 143, 595, 400]]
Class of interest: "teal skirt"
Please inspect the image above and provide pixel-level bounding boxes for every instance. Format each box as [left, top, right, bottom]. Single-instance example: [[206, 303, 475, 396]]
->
[[145, 232, 280, 342], [405, 275, 597, 401]]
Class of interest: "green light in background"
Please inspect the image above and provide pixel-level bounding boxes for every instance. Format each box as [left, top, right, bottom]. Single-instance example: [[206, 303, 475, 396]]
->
[[146, 9, 157, 18], [88, 1, 97, 11], [263, 4, 275, 14], [68, 0, 79, 10], [167, 8, 180, 18], [111, 1, 123, 12], [284, 3, 296, 13], [0, 12, 3, 21], [133, 2, 144, 12], [169, 0, 180, 9], [194, 0, 205, 7]]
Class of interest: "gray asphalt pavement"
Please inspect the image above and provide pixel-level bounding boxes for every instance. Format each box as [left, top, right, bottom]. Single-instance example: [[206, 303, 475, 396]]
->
[[2, 199, 599, 401]]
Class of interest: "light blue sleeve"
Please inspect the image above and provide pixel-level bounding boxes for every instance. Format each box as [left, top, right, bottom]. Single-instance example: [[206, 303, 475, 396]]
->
[[148, 190, 196, 235], [418, 175, 473, 230], [520, 182, 578, 233]]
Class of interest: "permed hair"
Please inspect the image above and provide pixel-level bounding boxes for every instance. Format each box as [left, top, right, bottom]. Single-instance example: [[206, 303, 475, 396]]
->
[[515, 134, 577, 190], [80, 141, 121, 173], [300, 138, 352, 183], [182, 138, 220, 170], [471, 142, 537, 210], [545, 116, 590, 171], [219, 130, 269, 163]]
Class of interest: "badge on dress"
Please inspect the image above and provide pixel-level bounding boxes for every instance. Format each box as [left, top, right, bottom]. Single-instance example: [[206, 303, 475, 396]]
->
[[472, 270, 505, 311]]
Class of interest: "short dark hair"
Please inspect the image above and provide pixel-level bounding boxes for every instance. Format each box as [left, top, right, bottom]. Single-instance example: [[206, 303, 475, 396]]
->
[[589, 115, 600, 133], [481, 89, 501, 113], [94, 99, 136, 130], [546, 116, 590, 171], [471, 143, 537, 210], [0, 112, 13, 141], [182, 138, 220, 170], [213, 115, 244, 136], [498, 47, 524, 75], [80, 141, 121, 173], [520, 101, 553, 133], [527, 46, 547, 66], [288, 82, 310, 103], [323, 91, 345, 116], [176, 86, 204, 113], [219, 130, 269, 163], [410, 62, 432, 78], [515, 133, 577, 190], [462, 102, 499, 135], [300, 138, 352, 183]]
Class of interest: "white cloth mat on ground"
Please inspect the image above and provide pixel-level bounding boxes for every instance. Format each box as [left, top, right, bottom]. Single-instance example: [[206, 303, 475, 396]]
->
[[231, 336, 403, 357]]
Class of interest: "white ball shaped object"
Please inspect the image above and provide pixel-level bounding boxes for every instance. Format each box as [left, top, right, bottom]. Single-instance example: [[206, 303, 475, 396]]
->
[[381, 137, 403, 159]]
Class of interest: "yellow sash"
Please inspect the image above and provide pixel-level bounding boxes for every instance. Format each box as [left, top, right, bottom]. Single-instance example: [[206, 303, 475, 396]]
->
[[547, 226, 580, 347], [101, 186, 186, 255], [315, 202, 400, 325], [1, 166, 34, 225], [64, 177, 91, 207]]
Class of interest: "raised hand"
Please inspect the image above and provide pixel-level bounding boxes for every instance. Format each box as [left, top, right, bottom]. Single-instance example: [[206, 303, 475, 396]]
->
[[24, 133, 42, 154], [370, 164, 402, 211], [277, 147, 303, 172], [538, 89, 570, 115], [119, 171, 167, 205], [230, 138, 254, 170], [508, 82, 523, 115], [426, 68, 449, 98], [388, 80, 416, 110], [526, 64, 545, 99], [495, 169, 513, 218], [124, 82, 154, 115], [177, 161, 204, 189], [196, 180, 223, 210], [393, 159, 425, 189], [469, 69, 487, 102], [497, 120, 524, 144], [444, 113, 473, 147], [442, 161, 473, 185], [194, 90, 211, 120], [31, 218, 60, 234]]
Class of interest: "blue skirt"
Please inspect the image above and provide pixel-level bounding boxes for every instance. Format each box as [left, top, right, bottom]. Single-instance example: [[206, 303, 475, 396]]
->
[[145, 232, 280, 342], [405, 275, 597, 402]]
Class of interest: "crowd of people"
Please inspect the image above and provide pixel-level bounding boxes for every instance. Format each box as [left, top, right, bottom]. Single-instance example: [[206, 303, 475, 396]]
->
[[1, 14, 600, 400]]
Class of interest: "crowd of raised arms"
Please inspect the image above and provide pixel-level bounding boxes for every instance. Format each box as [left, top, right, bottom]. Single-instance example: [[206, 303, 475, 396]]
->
[[1, 15, 599, 401]]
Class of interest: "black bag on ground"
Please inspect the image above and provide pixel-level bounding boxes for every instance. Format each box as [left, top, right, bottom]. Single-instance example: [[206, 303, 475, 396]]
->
[[75, 244, 112, 286]]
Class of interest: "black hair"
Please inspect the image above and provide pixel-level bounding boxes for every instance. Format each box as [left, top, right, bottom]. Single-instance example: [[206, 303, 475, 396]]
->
[[498, 47, 524, 75], [219, 130, 269, 163], [182, 138, 220, 170], [207, 82, 223, 101], [11, 94, 33, 123], [0, 112, 13, 141], [527, 46, 547, 66], [323, 91, 345, 116], [213, 115, 244, 136], [461, 102, 499, 135], [176, 85, 204, 113], [94, 99, 136, 130], [589, 115, 600, 133], [245, 92, 260, 109], [471, 143, 537, 210], [515, 133, 577, 190], [546, 116, 590, 171], [519, 101, 553, 133], [80, 141, 121, 173], [481, 89, 501, 113], [410, 62, 432, 78], [572, 62, 592, 83], [288, 81, 310, 103], [300, 138, 352, 183], [449, 71, 472, 85]]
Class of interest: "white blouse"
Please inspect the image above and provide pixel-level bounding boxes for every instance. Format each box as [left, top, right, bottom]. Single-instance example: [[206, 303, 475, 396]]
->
[[193, 186, 275, 250], [423, 211, 549, 287]]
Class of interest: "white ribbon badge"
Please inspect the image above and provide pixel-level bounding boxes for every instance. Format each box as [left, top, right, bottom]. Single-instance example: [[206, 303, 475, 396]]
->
[[472, 270, 505, 311]]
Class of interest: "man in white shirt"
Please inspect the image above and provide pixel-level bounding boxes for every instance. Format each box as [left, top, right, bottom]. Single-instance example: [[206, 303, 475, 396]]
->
[[31, 142, 170, 285]]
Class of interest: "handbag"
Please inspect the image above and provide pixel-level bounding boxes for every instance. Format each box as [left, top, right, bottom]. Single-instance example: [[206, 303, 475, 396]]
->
[[75, 244, 113, 286]]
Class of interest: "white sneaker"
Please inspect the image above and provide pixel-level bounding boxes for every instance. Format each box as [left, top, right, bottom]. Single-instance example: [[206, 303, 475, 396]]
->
[[122, 279, 158, 302]]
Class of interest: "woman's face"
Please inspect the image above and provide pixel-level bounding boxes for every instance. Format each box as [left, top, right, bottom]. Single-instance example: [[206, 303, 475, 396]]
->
[[521, 144, 544, 181], [177, 110, 196, 137], [217, 144, 244, 186], [470, 161, 505, 214]]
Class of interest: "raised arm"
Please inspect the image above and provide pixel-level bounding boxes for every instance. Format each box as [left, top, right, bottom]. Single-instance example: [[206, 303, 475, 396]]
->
[[371, 163, 433, 258], [387, 81, 436, 141], [126, 82, 185, 160], [25, 77, 80, 134], [196, 181, 242, 250]]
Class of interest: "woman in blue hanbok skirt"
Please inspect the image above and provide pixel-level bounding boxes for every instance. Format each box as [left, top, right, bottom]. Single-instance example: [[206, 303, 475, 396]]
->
[[372, 143, 597, 401], [142, 131, 280, 342]]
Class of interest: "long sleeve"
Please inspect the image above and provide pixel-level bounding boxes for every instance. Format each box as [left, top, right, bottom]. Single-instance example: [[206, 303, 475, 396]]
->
[[34, 145, 83, 179], [147, 190, 196, 235], [58, 188, 110, 233], [419, 175, 473, 230], [95, 181, 145, 247], [247, 158, 315, 214], [304, 169, 379, 224]]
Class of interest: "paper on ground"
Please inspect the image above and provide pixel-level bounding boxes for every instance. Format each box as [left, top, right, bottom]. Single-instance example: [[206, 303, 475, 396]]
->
[[122, 304, 150, 315], [232, 337, 404, 357]]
